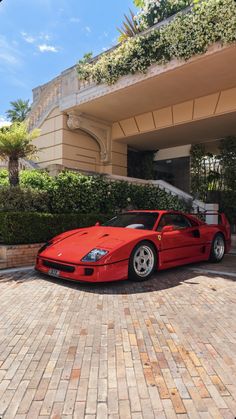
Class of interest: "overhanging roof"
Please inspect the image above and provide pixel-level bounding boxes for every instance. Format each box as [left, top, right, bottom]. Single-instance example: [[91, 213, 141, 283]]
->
[[117, 111, 236, 150], [74, 44, 236, 122]]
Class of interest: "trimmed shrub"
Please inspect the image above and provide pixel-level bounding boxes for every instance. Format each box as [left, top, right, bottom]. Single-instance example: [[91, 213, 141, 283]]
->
[[0, 212, 110, 245], [0, 169, 8, 186], [0, 171, 189, 244], [0, 170, 188, 214], [0, 169, 54, 189], [20, 170, 54, 190], [48, 171, 188, 214], [0, 187, 50, 212]]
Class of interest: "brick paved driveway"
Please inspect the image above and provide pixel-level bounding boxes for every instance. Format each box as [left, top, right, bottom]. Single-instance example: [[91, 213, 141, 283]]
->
[[0, 256, 236, 419]]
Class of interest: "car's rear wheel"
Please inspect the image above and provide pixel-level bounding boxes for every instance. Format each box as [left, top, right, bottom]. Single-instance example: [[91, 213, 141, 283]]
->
[[129, 241, 157, 281], [209, 233, 225, 263]]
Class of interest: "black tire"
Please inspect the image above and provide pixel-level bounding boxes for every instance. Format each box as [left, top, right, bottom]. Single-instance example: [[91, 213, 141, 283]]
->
[[128, 241, 157, 282], [209, 233, 225, 263]]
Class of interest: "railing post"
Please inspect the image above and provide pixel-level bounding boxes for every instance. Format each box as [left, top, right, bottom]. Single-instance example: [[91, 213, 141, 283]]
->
[[205, 203, 219, 224]]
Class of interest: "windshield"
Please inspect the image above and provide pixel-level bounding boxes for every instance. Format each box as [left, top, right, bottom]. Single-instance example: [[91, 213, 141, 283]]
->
[[103, 212, 158, 230]]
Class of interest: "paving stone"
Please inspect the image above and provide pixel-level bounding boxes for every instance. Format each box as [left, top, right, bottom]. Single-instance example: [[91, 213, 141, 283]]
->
[[0, 265, 235, 418]]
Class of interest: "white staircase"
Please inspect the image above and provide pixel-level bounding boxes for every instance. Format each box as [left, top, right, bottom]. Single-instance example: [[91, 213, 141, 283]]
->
[[107, 174, 219, 223]]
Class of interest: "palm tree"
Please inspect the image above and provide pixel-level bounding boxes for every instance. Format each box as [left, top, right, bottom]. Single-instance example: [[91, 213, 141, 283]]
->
[[6, 99, 31, 123], [117, 9, 142, 42], [0, 122, 40, 186]]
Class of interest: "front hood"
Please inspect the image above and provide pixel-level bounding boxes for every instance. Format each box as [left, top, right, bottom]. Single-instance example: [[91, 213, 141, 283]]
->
[[40, 226, 152, 264]]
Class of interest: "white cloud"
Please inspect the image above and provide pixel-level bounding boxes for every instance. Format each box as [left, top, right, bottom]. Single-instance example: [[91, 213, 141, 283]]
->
[[85, 26, 91, 33], [21, 31, 35, 44], [41, 33, 50, 41], [0, 36, 22, 67], [21, 31, 51, 44], [0, 116, 11, 128], [38, 44, 58, 53], [20, 32, 59, 54], [70, 17, 80, 23]]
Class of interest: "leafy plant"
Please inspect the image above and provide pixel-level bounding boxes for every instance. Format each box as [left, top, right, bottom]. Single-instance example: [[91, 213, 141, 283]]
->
[[190, 137, 236, 226], [134, 0, 145, 7], [77, 52, 93, 80], [0, 122, 40, 186], [135, 0, 191, 30], [20, 170, 54, 190], [0, 169, 8, 186], [117, 9, 142, 42], [0, 169, 53, 189], [0, 169, 188, 214], [219, 191, 236, 226], [6, 99, 31, 123], [190, 144, 222, 200], [77, 0, 236, 85], [219, 137, 236, 191], [0, 169, 189, 244]]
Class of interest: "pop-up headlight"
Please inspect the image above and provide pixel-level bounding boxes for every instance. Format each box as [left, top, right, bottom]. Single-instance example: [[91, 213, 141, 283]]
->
[[81, 249, 108, 262]]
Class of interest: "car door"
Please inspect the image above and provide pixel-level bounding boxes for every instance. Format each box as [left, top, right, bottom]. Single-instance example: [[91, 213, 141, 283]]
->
[[157, 213, 204, 264]]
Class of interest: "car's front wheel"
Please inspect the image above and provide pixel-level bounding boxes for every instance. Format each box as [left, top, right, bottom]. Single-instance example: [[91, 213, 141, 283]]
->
[[209, 233, 225, 263], [129, 241, 157, 281]]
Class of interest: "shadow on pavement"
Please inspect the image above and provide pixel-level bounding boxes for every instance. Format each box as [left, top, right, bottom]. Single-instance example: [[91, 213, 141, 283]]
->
[[32, 263, 236, 295], [0, 254, 235, 294]]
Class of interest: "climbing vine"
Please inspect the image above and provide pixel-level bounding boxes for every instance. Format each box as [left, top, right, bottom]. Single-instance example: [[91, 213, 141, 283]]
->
[[135, 0, 191, 30], [77, 0, 236, 85]]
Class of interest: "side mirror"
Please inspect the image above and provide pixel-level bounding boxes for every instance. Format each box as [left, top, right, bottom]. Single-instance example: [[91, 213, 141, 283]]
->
[[162, 225, 174, 233], [95, 221, 100, 226]]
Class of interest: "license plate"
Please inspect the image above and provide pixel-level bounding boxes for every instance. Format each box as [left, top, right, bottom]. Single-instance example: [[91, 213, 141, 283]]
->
[[48, 269, 60, 278]]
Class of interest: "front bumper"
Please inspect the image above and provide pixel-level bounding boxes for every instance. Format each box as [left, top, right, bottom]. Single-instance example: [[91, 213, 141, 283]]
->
[[35, 256, 128, 283]]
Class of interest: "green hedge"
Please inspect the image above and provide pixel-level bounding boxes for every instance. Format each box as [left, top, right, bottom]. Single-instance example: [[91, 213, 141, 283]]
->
[[0, 170, 188, 214], [0, 212, 110, 245], [0, 186, 50, 212], [0, 169, 54, 190], [0, 170, 189, 244], [77, 0, 236, 85]]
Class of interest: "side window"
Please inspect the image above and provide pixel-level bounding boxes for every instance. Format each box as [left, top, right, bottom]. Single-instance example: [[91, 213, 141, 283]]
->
[[157, 213, 191, 231], [172, 214, 192, 229], [157, 214, 174, 231]]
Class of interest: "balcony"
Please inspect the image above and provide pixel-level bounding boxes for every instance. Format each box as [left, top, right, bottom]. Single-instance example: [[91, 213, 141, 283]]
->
[[29, 0, 236, 143]]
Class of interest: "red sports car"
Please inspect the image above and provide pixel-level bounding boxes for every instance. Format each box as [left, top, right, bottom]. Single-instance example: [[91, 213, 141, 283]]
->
[[35, 210, 231, 283]]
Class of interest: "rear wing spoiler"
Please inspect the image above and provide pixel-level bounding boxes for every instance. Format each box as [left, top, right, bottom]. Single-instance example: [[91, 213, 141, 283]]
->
[[191, 211, 226, 224]]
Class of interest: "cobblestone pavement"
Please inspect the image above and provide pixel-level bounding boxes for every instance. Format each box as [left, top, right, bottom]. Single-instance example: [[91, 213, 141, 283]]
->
[[0, 256, 236, 419]]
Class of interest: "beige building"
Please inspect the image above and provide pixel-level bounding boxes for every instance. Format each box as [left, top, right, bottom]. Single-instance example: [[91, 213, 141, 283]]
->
[[29, 38, 236, 192]]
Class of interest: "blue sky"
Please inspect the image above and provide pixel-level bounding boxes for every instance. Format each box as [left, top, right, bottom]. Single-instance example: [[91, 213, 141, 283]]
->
[[0, 0, 136, 123]]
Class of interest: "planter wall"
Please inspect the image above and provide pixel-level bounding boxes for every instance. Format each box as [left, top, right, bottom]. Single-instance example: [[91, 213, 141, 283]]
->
[[0, 243, 43, 270]]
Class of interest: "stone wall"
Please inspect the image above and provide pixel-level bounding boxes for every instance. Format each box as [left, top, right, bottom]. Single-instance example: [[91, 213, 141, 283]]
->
[[0, 243, 43, 270]]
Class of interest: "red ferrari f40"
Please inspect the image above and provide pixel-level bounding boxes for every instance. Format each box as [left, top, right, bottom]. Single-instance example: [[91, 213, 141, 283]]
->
[[35, 210, 231, 283]]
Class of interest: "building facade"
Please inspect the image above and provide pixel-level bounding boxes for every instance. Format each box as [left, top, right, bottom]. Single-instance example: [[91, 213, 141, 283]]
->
[[29, 39, 236, 192]]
